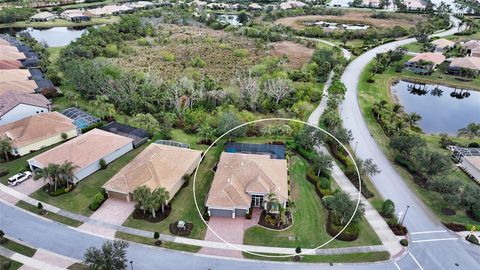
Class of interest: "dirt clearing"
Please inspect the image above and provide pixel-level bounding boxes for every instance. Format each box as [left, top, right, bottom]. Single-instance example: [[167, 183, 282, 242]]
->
[[270, 41, 314, 69]]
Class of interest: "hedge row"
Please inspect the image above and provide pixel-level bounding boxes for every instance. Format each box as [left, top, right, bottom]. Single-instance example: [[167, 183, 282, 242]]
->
[[326, 213, 359, 241]]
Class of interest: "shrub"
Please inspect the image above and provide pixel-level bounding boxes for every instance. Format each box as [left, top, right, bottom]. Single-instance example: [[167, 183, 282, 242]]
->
[[326, 213, 359, 241], [318, 177, 330, 190], [104, 44, 119, 58], [0, 168, 8, 177], [89, 192, 105, 211], [61, 132, 68, 140], [470, 203, 480, 221], [160, 51, 175, 62], [191, 56, 206, 68], [233, 49, 249, 58], [381, 199, 395, 218], [468, 142, 480, 148], [37, 202, 43, 209], [295, 246, 302, 254], [182, 174, 190, 188], [137, 38, 150, 46], [322, 195, 334, 209], [466, 234, 480, 245], [400, 239, 409, 246], [265, 214, 276, 226], [1, 260, 12, 270], [99, 159, 107, 170], [153, 231, 160, 239]]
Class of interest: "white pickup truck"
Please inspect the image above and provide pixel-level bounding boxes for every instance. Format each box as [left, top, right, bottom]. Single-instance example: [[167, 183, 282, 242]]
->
[[8, 171, 32, 186]]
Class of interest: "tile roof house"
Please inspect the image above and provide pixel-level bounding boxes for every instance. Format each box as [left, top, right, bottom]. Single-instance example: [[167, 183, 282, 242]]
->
[[206, 152, 288, 218], [60, 9, 91, 22], [0, 80, 38, 96], [103, 143, 202, 202], [448, 57, 480, 77], [431, 38, 455, 52], [0, 112, 79, 156], [404, 52, 446, 74], [28, 129, 134, 183], [0, 90, 50, 125], [0, 70, 32, 83], [30, 12, 56, 22], [462, 156, 480, 183]]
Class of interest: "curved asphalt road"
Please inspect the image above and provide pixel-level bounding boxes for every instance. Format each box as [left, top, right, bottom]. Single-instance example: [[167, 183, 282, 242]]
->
[[340, 16, 480, 270]]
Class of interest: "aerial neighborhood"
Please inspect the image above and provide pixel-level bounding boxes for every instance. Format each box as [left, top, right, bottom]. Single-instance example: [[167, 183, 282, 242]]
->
[[0, 0, 479, 269]]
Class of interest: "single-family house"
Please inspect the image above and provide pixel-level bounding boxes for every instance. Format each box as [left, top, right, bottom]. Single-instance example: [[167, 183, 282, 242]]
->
[[405, 0, 425, 10], [0, 69, 31, 83], [0, 112, 79, 156], [206, 152, 288, 218], [0, 90, 50, 126], [248, 3, 262, 10], [99, 121, 149, 148], [126, 1, 155, 10], [462, 40, 480, 57], [448, 57, 480, 77], [404, 52, 446, 74], [279, 1, 308, 10], [30, 12, 56, 22], [462, 156, 480, 182], [103, 143, 202, 202], [0, 80, 38, 96], [431, 38, 455, 53], [28, 129, 134, 183], [61, 9, 91, 22], [361, 0, 381, 8]]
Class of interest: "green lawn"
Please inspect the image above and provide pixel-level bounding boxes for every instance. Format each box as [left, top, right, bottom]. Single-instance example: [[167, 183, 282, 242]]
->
[[242, 251, 390, 263], [15, 200, 83, 227], [122, 130, 219, 240], [0, 238, 36, 257], [0, 17, 119, 29], [115, 231, 201, 253], [358, 60, 480, 227], [30, 144, 147, 216], [0, 255, 22, 270], [243, 156, 381, 249]]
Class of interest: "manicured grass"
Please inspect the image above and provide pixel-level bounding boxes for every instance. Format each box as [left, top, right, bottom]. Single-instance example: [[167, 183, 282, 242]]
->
[[67, 263, 89, 270], [0, 255, 22, 270], [0, 143, 61, 185], [243, 156, 381, 249], [0, 238, 36, 257], [15, 200, 83, 227], [115, 231, 201, 253], [0, 17, 119, 29], [30, 144, 147, 216], [358, 60, 480, 227], [242, 251, 390, 263], [122, 130, 219, 240]]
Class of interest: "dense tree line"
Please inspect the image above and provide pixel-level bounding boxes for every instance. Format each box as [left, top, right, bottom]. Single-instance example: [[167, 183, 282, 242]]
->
[[0, 7, 35, 24]]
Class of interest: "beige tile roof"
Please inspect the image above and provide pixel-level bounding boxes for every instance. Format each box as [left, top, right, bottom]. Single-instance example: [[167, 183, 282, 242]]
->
[[462, 40, 480, 50], [30, 12, 55, 20], [0, 90, 50, 117], [0, 39, 10, 46], [431, 38, 455, 49], [103, 144, 202, 197], [29, 129, 133, 171], [0, 80, 38, 95], [407, 53, 446, 65], [206, 152, 288, 209], [0, 46, 25, 61], [0, 70, 31, 82], [449, 57, 480, 71], [0, 112, 77, 148]]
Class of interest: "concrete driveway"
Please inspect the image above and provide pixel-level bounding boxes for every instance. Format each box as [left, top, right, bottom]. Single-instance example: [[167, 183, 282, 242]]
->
[[199, 208, 261, 258], [11, 178, 44, 196], [78, 199, 135, 238]]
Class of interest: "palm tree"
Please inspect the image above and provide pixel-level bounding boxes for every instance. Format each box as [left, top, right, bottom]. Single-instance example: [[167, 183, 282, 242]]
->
[[133, 186, 150, 215], [65, 92, 80, 108], [0, 138, 12, 162], [458, 123, 480, 145], [153, 187, 170, 213], [266, 192, 279, 213], [34, 163, 61, 192], [58, 161, 78, 188], [406, 112, 422, 128]]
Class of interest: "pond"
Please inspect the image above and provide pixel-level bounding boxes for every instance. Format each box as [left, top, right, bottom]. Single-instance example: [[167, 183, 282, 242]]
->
[[0, 26, 89, 47], [304, 21, 369, 31], [391, 80, 480, 135]]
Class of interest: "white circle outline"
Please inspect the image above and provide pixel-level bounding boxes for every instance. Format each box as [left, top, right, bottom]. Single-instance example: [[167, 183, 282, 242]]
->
[[192, 118, 362, 258]]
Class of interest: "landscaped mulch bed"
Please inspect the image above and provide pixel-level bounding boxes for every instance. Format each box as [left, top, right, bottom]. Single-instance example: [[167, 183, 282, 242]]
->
[[258, 210, 292, 230], [169, 221, 194, 237], [441, 208, 456, 216], [443, 222, 466, 232], [132, 205, 171, 223], [387, 223, 408, 236]]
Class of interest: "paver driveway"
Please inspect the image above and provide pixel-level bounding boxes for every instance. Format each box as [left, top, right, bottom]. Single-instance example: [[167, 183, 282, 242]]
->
[[199, 208, 261, 258], [78, 199, 135, 238], [11, 178, 44, 196]]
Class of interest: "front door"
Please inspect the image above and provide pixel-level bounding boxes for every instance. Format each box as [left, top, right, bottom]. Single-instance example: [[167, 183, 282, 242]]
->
[[251, 195, 264, 208]]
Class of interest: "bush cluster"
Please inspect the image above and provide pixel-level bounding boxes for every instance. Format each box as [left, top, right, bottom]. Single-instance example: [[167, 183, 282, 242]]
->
[[89, 192, 106, 211], [326, 213, 359, 241]]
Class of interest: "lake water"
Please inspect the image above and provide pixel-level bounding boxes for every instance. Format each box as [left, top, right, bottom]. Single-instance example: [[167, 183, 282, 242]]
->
[[304, 21, 369, 30], [0, 26, 88, 47], [391, 80, 480, 135]]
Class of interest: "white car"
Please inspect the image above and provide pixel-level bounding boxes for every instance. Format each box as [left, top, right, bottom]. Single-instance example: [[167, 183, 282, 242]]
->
[[8, 171, 32, 186]]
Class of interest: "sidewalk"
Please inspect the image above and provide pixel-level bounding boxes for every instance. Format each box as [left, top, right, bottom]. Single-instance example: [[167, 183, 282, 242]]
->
[[0, 245, 75, 270]]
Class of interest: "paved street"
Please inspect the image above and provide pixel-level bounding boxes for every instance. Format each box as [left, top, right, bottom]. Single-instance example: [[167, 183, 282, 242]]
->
[[340, 16, 480, 269]]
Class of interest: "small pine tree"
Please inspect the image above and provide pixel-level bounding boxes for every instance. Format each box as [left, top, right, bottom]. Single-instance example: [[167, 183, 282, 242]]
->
[[153, 232, 160, 239]]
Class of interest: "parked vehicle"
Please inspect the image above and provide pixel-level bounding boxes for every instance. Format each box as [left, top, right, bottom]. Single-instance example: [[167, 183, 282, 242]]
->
[[8, 171, 32, 186]]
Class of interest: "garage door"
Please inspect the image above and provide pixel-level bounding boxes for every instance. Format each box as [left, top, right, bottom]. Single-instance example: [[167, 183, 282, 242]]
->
[[210, 208, 233, 218], [107, 190, 129, 201], [235, 209, 247, 217]]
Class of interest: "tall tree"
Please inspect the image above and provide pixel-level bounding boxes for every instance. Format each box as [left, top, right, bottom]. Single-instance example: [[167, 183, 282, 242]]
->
[[0, 138, 12, 162], [131, 113, 159, 136], [33, 163, 61, 192], [133, 186, 150, 215], [458, 122, 480, 145], [84, 240, 129, 270]]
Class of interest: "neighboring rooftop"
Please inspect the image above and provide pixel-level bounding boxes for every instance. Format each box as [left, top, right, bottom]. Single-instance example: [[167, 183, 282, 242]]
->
[[462, 40, 480, 50], [206, 152, 288, 209], [225, 142, 286, 159], [0, 112, 76, 149], [62, 107, 101, 129], [103, 143, 202, 198], [99, 121, 149, 148], [28, 128, 133, 171], [449, 57, 480, 71], [0, 69, 31, 82], [431, 38, 455, 49], [30, 12, 55, 20], [0, 90, 50, 117], [407, 52, 446, 65]]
